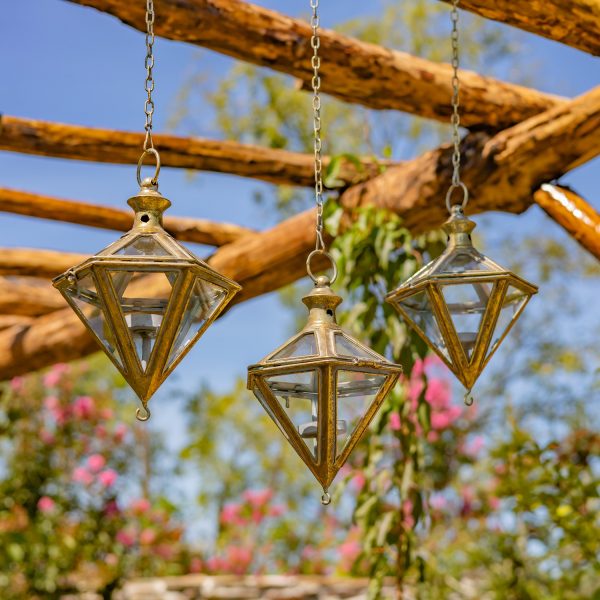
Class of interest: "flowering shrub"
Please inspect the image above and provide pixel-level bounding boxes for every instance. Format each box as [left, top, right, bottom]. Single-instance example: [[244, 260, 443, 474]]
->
[[0, 361, 185, 598]]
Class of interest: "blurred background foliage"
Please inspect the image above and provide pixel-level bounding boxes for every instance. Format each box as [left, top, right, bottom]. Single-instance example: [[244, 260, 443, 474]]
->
[[1, 1, 598, 598]]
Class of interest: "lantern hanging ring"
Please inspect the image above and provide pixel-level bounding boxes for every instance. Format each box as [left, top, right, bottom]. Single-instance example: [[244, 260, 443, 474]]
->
[[445, 181, 469, 213], [137, 148, 161, 187], [306, 248, 338, 285]]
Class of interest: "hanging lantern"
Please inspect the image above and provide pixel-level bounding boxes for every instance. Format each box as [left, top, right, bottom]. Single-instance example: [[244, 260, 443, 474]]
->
[[53, 0, 241, 419], [386, 199, 537, 401], [248, 261, 402, 503], [246, 0, 401, 503], [53, 168, 240, 420], [386, 1, 538, 403]]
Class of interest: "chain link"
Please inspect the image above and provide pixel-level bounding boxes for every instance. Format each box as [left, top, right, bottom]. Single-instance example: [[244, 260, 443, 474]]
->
[[143, 0, 156, 151], [450, 0, 460, 186], [310, 0, 325, 251], [446, 0, 469, 211]]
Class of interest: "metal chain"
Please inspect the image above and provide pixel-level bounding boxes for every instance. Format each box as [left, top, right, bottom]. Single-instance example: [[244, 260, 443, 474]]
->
[[446, 0, 469, 212], [136, 0, 161, 187], [143, 0, 156, 152], [310, 0, 325, 251]]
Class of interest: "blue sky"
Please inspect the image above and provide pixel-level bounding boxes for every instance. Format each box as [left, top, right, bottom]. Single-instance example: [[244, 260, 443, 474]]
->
[[1, 1, 598, 472]]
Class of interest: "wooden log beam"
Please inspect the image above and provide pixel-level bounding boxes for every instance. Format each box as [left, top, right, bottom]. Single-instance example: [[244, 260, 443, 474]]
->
[[0, 278, 65, 317], [534, 184, 600, 260], [63, 0, 564, 130], [0, 249, 88, 279], [0, 115, 382, 189], [340, 86, 600, 232], [0, 187, 253, 247], [0, 316, 34, 331], [1, 87, 599, 380], [440, 0, 600, 57]]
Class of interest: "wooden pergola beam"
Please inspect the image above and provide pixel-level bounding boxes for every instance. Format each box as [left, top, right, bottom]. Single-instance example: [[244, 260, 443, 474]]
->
[[440, 0, 600, 57], [0, 187, 254, 247], [0, 249, 88, 279], [63, 0, 564, 130], [1, 86, 599, 380], [0, 115, 382, 189], [534, 184, 600, 260], [0, 278, 65, 317]]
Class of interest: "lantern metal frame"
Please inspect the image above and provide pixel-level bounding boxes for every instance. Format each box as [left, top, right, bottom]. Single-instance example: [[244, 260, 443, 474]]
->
[[386, 205, 538, 392], [53, 180, 241, 418], [248, 274, 402, 492]]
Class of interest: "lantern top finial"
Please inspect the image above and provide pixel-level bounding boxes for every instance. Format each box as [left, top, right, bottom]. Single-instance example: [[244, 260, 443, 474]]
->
[[127, 181, 171, 230], [302, 275, 343, 322], [442, 205, 477, 248]]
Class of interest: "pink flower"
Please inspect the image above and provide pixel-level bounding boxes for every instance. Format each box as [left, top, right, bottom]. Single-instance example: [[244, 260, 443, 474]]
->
[[411, 359, 425, 378], [242, 488, 273, 508], [72, 466, 94, 486], [338, 539, 361, 571], [73, 395, 95, 419], [98, 469, 118, 488], [10, 376, 25, 392], [220, 502, 244, 526], [116, 529, 136, 547], [114, 423, 128, 442], [153, 544, 175, 560], [389, 412, 401, 431], [104, 499, 120, 517], [87, 454, 106, 473], [269, 504, 285, 517], [95, 425, 108, 439], [402, 499, 415, 529], [37, 496, 55, 514], [427, 431, 439, 443], [105, 553, 118, 566], [489, 496, 500, 511], [44, 396, 59, 411], [206, 556, 223, 573], [351, 472, 366, 491], [429, 494, 447, 511], [43, 363, 69, 387], [100, 408, 114, 420], [139, 528, 156, 545], [225, 545, 252, 574], [190, 557, 203, 573], [131, 498, 151, 514], [40, 429, 55, 445], [408, 379, 424, 405], [431, 412, 452, 430], [425, 379, 451, 409], [465, 435, 485, 457]]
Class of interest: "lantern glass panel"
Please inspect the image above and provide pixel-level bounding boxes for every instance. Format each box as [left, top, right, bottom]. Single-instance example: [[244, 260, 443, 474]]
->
[[64, 272, 122, 367], [487, 284, 529, 358], [271, 333, 317, 361], [440, 282, 492, 360], [397, 289, 449, 361], [265, 370, 320, 458], [335, 370, 386, 458], [115, 235, 171, 257], [109, 269, 178, 371], [334, 332, 377, 360], [166, 278, 228, 369]]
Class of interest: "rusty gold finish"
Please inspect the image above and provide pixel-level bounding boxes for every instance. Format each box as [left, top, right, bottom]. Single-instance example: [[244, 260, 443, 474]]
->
[[248, 275, 401, 496], [53, 179, 241, 418], [386, 206, 537, 393]]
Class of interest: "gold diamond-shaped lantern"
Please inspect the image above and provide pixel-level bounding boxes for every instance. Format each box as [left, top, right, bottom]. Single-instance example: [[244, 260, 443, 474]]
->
[[248, 274, 401, 501], [53, 179, 241, 419], [386, 205, 537, 396]]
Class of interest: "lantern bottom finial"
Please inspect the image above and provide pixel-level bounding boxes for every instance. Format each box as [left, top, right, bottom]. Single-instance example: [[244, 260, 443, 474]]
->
[[321, 490, 331, 505]]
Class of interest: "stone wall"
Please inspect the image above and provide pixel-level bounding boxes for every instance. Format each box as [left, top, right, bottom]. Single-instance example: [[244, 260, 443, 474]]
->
[[61, 575, 401, 600]]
